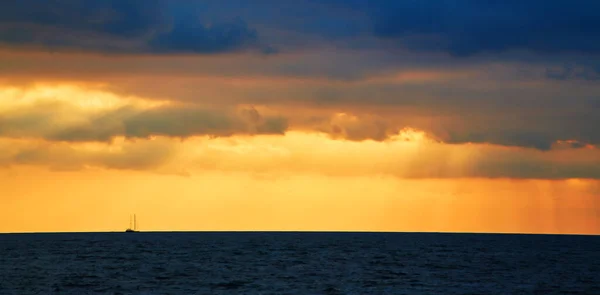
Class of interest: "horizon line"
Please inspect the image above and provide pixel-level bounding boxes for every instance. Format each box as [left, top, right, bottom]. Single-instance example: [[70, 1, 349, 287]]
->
[[1, 230, 598, 237]]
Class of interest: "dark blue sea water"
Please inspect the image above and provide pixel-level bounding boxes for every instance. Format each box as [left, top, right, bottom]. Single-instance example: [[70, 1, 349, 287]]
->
[[0, 232, 599, 295]]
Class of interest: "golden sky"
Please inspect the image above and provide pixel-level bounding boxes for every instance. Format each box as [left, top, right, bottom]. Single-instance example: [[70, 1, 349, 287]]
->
[[1, 1, 599, 234]]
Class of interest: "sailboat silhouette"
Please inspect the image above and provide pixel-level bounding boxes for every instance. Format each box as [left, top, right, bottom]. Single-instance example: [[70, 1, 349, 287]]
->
[[125, 214, 139, 233]]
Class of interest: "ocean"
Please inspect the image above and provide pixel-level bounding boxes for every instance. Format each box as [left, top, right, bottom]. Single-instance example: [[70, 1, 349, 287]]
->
[[0, 232, 598, 294]]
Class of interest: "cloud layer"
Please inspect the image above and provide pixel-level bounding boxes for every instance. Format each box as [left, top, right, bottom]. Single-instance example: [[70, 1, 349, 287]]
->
[[3, 0, 600, 57], [0, 0, 267, 54], [0, 85, 286, 142], [0, 1, 599, 180], [1, 130, 599, 179], [1, 82, 598, 152]]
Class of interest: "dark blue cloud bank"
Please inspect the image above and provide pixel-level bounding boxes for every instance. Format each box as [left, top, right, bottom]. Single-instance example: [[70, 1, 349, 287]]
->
[[367, 0, 600, 56], [0, 0, 266, 54], [1, 0, 600, 57]]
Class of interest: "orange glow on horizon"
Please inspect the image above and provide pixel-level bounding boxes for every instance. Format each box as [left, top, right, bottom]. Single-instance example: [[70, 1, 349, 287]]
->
[[0, 167, 598, 234], [0, 81, 598, 235]]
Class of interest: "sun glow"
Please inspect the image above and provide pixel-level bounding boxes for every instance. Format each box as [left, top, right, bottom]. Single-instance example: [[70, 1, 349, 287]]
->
[[0, 84, 168, 112]]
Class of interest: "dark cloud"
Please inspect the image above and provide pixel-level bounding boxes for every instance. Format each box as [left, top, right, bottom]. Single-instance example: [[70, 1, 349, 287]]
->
[[0, 138, 174, 171], [0, 103, 288, 143], [273, 80, 600, 150], [300, 114, 394, 142], [181, 0, 600, 57], [313, 113, 599, 151], [0, 0, 266, 54], [546, 64, 600, 81], [147, 17, 260, 54], [464, 153, 600, 179], [441, 130, 555, 151], [4, 0, 600, 57], [119, 106, 287, 140], [365, 0, 600, 56], [0, 0, 162, 36], [431, 109, 600, 151]]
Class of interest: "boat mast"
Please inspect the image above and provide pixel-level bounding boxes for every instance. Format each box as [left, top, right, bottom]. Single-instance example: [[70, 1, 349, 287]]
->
[[129, 215, 132, 229], [134, 214, 137, 231]]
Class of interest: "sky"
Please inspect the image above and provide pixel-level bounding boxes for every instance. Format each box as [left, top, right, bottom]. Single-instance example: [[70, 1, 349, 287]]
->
[[0, 0, 599, 234]]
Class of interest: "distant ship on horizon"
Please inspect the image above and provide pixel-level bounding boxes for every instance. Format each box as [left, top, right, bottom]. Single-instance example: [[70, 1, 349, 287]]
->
[[125, 214, 139, 233]]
